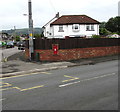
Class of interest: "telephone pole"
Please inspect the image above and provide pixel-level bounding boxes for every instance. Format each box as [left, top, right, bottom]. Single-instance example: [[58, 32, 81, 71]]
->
[[14, 26, 16, 42], [28, 0, 34, 60]]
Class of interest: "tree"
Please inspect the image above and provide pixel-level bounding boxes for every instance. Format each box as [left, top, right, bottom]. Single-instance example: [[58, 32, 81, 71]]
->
[[99, 22, 111, 36], [99, 28, 110, 36], [34, 34, 42, 38], [105, 16, 120, 33], [15, 36, 20, 41], [99, 22, 106, 28], [34, 33, 44, 38]]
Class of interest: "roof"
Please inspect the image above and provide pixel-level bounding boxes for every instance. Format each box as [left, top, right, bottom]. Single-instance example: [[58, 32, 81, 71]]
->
[[50, 15, 100, 25], [43, 12, 60, 28], [43, 16, 56, 28]]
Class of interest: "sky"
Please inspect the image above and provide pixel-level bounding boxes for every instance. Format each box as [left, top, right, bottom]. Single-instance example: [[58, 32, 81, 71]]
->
[[118, 1, 120, 16], [0, 0, 119, 31]]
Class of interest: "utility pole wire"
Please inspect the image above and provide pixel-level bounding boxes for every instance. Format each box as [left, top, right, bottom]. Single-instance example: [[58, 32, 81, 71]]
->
[[49, 0, 57, 14]]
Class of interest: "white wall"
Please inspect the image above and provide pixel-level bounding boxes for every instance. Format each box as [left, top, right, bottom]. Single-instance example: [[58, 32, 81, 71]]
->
[[43, 17, 58, 38], [46, 24, 99, 38], [51, 25, 67, 38], [43, 23, 53, 38]]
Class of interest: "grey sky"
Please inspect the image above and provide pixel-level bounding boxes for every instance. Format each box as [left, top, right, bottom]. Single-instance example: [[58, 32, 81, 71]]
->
[[119, 1, 120, 16], [0, 0, 119, 31]]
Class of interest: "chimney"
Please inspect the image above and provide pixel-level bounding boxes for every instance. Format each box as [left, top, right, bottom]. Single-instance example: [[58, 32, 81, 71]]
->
[[55, 12, 59, 18]]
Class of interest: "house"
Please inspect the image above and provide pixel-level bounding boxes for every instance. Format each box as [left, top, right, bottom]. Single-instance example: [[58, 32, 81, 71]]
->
[[43, 12, 60, 37], [0, 33, 9, 41], [43, 14, 100, 38]]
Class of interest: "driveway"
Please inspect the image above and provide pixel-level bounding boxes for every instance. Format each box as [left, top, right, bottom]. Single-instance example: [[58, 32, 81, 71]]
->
[[0, 47, 22, 62]]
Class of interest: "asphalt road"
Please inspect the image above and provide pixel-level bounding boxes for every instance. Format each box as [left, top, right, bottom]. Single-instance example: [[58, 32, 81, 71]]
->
[[1, 60, 118, 110]]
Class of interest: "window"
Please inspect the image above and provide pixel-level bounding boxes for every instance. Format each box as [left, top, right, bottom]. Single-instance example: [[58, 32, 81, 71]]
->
[[86, 25, 90, 31], [91, 25, 94, 31], [86, 25, 94, 31], [72, 24, 80, 31], [58, 25, 64, 32]]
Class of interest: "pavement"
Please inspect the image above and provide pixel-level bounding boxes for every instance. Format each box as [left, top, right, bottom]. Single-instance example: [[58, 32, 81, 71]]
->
[[0, 50, 119, 78]]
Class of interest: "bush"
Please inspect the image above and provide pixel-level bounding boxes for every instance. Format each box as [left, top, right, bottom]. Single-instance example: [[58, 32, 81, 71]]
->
[[99, 28, 111, 36], [92, 35, 101, 38], [34, 34, 44, 38]]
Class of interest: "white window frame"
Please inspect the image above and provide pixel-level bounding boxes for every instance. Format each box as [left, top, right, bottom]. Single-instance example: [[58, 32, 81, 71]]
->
[[58, 25, 64, 32], [91, 25, 94, 31], [86, 25, 94, 31], [86, 25, 90, 31], [72, 24, 80, 32]]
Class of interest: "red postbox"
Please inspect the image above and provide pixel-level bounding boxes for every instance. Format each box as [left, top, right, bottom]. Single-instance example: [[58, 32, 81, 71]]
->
[[52, 44, 59, 55]]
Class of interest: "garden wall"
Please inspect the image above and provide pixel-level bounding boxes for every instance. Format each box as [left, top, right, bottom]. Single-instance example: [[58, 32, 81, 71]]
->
[[25, 38, 120, 61]]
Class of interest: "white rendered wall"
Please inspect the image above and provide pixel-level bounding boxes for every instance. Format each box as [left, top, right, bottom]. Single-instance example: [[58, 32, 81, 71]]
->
[[47, 24, 99, 38]]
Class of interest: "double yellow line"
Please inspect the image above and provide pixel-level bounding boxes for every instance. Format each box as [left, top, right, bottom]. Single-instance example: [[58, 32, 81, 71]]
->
[[0, 72, 51, 80]]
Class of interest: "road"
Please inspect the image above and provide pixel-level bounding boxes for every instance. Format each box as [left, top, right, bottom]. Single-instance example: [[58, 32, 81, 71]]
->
[[1, 60, 118, 110]]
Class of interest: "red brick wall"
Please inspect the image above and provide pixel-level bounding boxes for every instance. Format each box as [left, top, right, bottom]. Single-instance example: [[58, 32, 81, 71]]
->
[[25, 46, 120, 61]]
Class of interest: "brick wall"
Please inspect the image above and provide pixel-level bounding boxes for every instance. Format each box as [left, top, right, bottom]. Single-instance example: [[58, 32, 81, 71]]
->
[[25, 46, 120, 61]]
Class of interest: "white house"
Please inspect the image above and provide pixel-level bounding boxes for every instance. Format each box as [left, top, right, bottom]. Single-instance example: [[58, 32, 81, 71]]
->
[[43, 12, 60, 37], [43, 14, 100, 38]]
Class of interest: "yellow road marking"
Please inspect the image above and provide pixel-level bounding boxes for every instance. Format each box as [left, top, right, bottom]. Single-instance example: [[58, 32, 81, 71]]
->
[[12, 87, 21, 90], [0, 82, 12, 88], [10, 85, 44, 91], [0, 80, 44, 92], [1, 84, 44, 92], [0, 87, 15, 91], [0, 82, 13, 91], [0, 72, 51, 80], [62, 75, 79, 82], [20, 85, 44, 92], [0, 82, 12, 87], [40, 72, 51, 74]]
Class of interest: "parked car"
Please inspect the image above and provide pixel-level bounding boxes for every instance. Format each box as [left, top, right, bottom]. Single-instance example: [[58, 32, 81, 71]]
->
[[0, 41, 7, 48], [6, 41, 14, 48], [17, 41, 25, 50]]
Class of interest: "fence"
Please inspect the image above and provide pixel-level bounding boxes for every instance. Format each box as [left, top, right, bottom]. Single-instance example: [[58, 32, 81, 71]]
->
[[25, 38, 119, 50]]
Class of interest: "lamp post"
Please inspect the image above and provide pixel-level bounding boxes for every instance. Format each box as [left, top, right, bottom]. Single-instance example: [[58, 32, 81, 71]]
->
[[28, 0, 34, 60]]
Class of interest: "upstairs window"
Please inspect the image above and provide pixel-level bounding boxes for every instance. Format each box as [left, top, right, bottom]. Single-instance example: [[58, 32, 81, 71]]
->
[[86, 25, 94, 31], [72, 24, 80, 32], [58, 25, 64, 32]]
